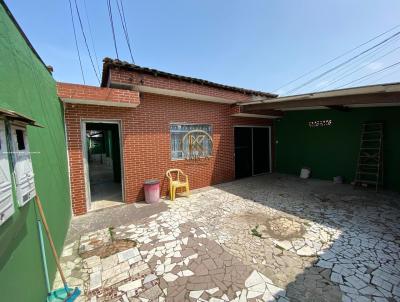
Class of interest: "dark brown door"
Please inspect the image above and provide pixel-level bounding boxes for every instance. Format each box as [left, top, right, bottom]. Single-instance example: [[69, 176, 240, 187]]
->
[[234, 127, 253, 179], [253, 127, 270, 175]]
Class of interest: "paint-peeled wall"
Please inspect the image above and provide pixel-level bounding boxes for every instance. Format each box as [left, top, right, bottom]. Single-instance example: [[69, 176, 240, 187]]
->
[[275, 107, 400, 192], [0, 3, 71, 302]]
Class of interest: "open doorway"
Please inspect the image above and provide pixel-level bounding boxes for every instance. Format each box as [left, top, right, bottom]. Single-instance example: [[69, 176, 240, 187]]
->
[[234, 126, 271, 179], [83, 121, 123, 211]]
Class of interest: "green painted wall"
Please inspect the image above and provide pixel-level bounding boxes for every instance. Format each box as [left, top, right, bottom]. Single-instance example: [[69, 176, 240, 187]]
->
[[0, 3, 71, 302], [275, 107, 400, 191]]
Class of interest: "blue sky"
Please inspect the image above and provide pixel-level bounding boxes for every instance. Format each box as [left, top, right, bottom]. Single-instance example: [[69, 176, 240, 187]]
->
[[6, 0, 400, 95]]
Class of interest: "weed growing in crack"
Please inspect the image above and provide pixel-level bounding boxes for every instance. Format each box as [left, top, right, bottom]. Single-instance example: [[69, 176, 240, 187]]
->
[[251, 225, 262, 238], [108, 226, 115, 241]]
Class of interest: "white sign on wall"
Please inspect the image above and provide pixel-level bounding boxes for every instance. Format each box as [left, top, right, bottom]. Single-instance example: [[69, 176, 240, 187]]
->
[[309, 120, 333, 128]]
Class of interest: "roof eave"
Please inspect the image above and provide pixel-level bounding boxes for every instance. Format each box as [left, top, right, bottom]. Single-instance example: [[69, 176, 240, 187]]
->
[[101, 58, 277, 98], [0, 108, 43, 127], [241, 82, 400, 106]]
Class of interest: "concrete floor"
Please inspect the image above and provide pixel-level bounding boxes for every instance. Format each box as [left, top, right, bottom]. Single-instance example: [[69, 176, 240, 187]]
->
[[66, 201, 169, 243], [90, 182, 123, 211], [57, 174, 400, 302], [89, 158, 123, 211]]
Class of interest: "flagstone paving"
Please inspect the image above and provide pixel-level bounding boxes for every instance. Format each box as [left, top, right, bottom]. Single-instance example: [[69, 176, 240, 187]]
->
[[55, 174, 400, 301]]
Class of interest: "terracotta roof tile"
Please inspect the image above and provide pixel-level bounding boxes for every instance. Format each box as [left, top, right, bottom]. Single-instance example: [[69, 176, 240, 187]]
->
[[101, 58, 276, 98]]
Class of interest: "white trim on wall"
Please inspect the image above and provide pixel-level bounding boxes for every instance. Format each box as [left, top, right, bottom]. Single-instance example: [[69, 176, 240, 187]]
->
[[134, 85, 237, 104], [231, 113, 280, 119], [62, 98, 139, 108], [80, 119, 124, 211]]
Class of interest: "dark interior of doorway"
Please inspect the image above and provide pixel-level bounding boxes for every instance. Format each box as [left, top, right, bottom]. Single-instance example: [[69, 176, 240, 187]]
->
[[86, 122, 122, 209], [234, 127, 270, 179]]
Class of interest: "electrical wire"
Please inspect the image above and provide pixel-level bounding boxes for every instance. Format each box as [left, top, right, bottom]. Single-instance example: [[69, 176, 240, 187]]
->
[[315, 43, 400, 91], [373, 65, 400, 83], [115, 0, 135, 63], [83, 0, 101, 76], [67, 0, 85, 84], [119, 0, 135, 63], [107, 0, 119, 59], [285, 30, 400, 95], [273, 23, 400, 94], [312, 34, 400, 90], [335, 60, 400, 89], [74, 0, 100, 84]]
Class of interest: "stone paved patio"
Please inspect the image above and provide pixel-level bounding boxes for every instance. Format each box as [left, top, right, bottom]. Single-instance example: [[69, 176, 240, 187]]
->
[[55, 174, 400, 302]]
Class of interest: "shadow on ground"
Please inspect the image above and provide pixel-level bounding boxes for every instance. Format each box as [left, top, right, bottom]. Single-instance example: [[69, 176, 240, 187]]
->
[[66, 201, 169, 243], [214, 174, 400, 301]]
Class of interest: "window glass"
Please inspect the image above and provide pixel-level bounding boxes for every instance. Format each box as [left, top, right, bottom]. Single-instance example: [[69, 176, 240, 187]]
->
[[16, 129, 25, 150], [170, 124, 212, 160]]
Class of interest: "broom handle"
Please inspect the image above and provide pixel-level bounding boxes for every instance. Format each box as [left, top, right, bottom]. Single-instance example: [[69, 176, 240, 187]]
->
[[34, 195, 68, 286]]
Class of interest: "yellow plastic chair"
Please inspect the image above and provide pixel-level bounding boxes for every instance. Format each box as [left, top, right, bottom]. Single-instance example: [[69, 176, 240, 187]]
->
[[166, 169, 190, 201]]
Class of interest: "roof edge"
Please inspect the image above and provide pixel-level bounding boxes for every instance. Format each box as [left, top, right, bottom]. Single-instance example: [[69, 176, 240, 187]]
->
[[240, 82, 400, 106], [0, 107, 43, 127], [101, 58, 277, 98]]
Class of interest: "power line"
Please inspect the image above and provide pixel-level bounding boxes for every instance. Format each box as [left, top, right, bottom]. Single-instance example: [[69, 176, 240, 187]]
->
[[286, 30, 400, 94], [335, 60, 400, 89], [67, 0, 85, 84], [373, 65, 400, 83], [74, 0, 100, 84], [115, 0, 135, 64], [273, 23, 400, 93], [312, 34, 400, 91], [316, 43, 400, 91], [83, 0, 101, 76], [286, 30, 400, 95], [107, 0, 119, 59]]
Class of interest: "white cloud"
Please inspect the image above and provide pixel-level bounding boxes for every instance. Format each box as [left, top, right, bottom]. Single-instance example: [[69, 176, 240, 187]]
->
[[365, 62, 383, 71], [275, 88, 287, 96], [314, 80, 329, 88]]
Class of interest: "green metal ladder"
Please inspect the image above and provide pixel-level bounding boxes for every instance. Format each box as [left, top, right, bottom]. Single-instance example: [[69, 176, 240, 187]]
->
[[354, 122, 384, 192]]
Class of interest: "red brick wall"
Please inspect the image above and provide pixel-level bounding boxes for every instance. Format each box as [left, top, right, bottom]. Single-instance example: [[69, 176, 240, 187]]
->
[[108, 69, 259, 103], [64, 68, 274, 215], [65, 92, 273, 215], [57, 82, 140, 106]]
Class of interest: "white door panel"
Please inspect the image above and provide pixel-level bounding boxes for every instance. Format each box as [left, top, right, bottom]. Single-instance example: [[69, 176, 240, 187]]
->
[[0, 120, 14, 225], [10, 125, 36, 207]]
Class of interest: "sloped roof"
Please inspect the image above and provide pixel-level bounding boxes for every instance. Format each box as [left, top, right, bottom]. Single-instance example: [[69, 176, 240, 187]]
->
[[240, 82, 400, 111], [0, 108, 43, 127], [241, 82, 400, 105], [101, 58, 276, 98]]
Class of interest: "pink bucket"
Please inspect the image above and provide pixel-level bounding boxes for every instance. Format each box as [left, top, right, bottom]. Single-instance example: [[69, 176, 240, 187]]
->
[[144, 179, 160, 204]]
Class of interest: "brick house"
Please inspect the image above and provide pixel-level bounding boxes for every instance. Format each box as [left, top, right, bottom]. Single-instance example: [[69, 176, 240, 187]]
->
[[58, 59, 400, 217], [58, 58, 279, 215]]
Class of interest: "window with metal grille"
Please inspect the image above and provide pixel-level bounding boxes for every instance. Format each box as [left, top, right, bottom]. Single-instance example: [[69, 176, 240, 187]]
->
[[170, 124, 212, 160]]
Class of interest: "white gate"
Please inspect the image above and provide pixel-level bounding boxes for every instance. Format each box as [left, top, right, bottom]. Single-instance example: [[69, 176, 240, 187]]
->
[[0, 120, 14, 225], [10, 124, 36, 207]]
